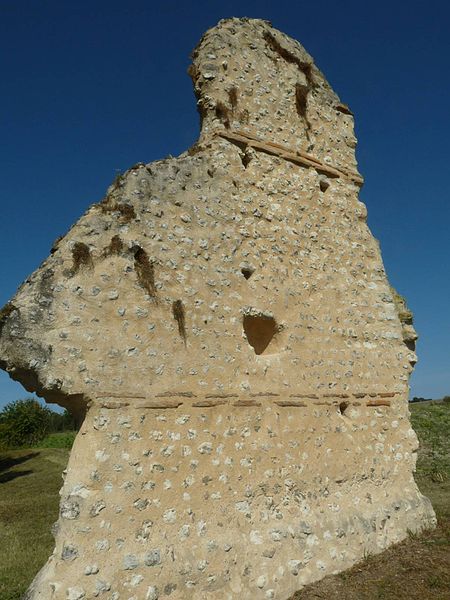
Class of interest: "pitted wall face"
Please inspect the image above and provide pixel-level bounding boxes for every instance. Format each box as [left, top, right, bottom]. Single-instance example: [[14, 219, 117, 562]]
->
[[0, 17, 434, 600]]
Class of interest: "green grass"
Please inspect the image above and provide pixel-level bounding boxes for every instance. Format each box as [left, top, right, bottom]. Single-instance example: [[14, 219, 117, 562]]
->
[[411, 401, 450, 487], [0, 448, 70, 600], [34, 431, 77, 449]]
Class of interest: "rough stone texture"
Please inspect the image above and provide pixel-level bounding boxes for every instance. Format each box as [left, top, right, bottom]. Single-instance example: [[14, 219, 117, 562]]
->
[[0, 17, 435, 600]]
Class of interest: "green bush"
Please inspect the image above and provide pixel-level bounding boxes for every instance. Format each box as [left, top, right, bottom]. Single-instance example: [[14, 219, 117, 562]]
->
[[0, 399, 52, 448]]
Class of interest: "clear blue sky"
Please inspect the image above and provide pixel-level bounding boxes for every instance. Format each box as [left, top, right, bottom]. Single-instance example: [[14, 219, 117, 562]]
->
[[1, 0, 449, 409]]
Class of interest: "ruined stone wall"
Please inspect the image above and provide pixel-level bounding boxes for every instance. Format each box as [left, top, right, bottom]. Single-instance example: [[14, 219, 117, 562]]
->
[[0, 17, 435, 600]]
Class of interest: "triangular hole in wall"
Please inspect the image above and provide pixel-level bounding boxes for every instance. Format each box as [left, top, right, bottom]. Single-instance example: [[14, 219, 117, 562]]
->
[[241, 267, 255, 280], [243, 314, 277, 355]]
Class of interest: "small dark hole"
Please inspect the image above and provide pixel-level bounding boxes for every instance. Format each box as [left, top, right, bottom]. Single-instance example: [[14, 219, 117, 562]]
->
[[319, 179, 330, 193], [405, 340, 416, 352], [241, 152, 252, 169], [336, 103, 353, 116], [339, 401, 350, 416], [241, 267, 254, 280]]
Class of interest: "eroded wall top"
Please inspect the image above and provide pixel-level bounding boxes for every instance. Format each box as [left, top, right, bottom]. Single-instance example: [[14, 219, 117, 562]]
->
[[190, 18, 358, 173]]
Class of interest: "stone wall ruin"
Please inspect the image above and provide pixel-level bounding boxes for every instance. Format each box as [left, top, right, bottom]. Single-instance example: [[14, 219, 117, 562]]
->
[[0, 17, 435, 600]]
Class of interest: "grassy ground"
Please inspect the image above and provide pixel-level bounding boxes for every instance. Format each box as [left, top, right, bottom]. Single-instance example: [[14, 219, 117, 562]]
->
[[0, 405, 448, 599], [33, 431, 77, 449], [0, 447, 69, 600]]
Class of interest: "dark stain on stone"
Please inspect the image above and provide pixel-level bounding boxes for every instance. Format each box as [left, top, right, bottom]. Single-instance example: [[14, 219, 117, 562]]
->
[[172, 299, 187, 343], [133, 246, 157, 300]]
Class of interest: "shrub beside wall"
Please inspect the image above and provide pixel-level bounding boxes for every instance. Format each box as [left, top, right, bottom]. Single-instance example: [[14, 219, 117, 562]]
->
[[0, 398, 76, 449]]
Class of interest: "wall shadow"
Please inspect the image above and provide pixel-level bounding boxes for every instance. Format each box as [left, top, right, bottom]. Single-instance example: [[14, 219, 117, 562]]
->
[[0, 469, 33, 484], [0, 452, 39, 483]]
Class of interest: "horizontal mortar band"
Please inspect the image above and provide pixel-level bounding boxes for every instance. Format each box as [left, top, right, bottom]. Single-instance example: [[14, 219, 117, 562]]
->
[[216, 129, 364, 186], [94, 392, 399, 409]]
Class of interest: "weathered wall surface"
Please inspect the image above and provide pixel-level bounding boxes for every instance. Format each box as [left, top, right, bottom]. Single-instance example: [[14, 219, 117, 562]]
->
[[0, 17, 435, 600]]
